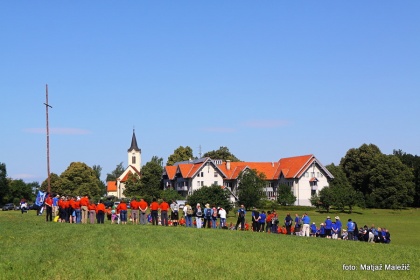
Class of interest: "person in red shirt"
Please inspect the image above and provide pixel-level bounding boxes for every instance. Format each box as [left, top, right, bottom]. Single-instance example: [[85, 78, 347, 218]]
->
[[150, 198, 159, 226], [117, 199, 128, 224], [130, 197, 139, 225], [96, 200, 106, 224], [87, 199, 96, 224], [44, 194, 53, 222], [80, 195, 90, 224], [138, 198, 149, 225], [159, 199, 170, 226], [72, 197, 81, 224]]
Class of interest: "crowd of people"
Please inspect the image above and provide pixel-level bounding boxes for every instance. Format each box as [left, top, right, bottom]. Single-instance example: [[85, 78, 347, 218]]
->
[[32, 194, 391, 244]]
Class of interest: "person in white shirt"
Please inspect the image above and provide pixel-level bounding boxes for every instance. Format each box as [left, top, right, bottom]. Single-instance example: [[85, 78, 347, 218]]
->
[[218, 207, 227, 228]]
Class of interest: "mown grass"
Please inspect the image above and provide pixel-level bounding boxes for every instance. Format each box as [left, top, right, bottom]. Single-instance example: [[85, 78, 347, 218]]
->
[[0, 209, 419, 279]]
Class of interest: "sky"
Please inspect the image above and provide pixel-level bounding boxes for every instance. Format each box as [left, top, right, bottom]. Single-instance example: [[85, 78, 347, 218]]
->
[[1, 1, 419, 184]]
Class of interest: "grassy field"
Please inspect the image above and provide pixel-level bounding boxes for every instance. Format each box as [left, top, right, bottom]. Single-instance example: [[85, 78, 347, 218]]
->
[[0, 208, 419, 279]]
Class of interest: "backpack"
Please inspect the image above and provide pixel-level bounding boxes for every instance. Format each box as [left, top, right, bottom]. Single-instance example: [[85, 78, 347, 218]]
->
[[205, 208, 212, 218], [196, 208, 202, 216], [186, 205, 193, 215]]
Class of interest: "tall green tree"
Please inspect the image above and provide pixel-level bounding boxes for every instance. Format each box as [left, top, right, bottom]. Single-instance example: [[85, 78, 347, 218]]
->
[[203, 146, 241, 161], [187, 184, 232, 212], [237, 169, 266, 209], [140, 156, 164, 198], [92, 165, 106, 196], [8, 179, 35, 202], [106, 162, 125, 182], [166, 146, 194, 166], [277, 184, 296, 206], [41, 173, 62, 194], [57, 162, 102, 197], [393, 149, 420, 207], [0, 163, 9, 204], [123, 173, 142, 198]]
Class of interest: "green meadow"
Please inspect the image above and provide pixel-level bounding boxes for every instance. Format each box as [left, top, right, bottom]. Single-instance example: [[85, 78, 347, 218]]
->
[[0, 208, 419, 280]]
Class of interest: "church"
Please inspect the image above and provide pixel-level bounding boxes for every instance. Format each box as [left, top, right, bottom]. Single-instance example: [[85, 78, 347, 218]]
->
[[106, 130, 141, 199]]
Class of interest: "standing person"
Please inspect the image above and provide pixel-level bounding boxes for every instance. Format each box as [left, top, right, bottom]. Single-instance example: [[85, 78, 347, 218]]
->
[[211, 206, 218, 229], [184, 203, 193, 227], [130, 197, 139, 225], [80, 194, 89, 224], [335, 216, 342, 239], [259, 211, 266, 232], [332, 221, 339, 239], [88, 200, 96, 224], [150, 198, 160, 226], [294, 213, 301, 236], [45, 194, 53, 222], [251, 207, 260, 232], [117, 199, 128, 225], [160, 199, 170, 226], [324, 216, 333, 238], [52, 195, 59, 217], [271, 210, 279, 234], [138, 198, 149, 225], [301, 213, 310, 237], [310, 222, 317, 237], [347, 219, 355, 241], [284, 213, 293, 235], [203, 204, 212, 228], [194, 203, 203, 228], [266, 211, 272, 233], [96, 200, 106, 224], [219, 207, 227, 228], [170, 200, 179, 227], [235, 205, 246, 231]]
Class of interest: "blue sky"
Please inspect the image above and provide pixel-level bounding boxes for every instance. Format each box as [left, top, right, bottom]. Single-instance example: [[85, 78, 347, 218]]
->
[[1, 1, 419, 184]]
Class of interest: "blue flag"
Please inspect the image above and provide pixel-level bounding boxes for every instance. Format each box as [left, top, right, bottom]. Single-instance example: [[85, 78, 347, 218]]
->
[[35, 190, 46, 207]]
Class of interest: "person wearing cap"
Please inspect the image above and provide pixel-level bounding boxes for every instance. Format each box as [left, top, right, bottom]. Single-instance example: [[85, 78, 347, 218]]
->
[[310, 222, 317, 237], [194, 203, 203, 228], [170, 200, 179, 227], [324, 216, 333, 238], [335, 216, 342, 239], [52, 194, 60, 217], [319, 223, 326, 238], [331, 221, 339, 239], [301, 213, 310, 237]]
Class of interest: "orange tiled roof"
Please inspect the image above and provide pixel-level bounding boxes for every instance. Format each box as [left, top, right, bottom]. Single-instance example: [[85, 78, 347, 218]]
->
[[277, 155, 314, 178], [218, 161, 279, 180], [165, 166, 177, 180], [107, 181, 117, 192]]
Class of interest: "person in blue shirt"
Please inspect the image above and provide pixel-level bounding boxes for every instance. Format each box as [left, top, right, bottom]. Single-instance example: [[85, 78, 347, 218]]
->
[[284, 213, 293, 235], [324, 216, 333, 238], [335, 216, 342, 239], [258, 211, 266, 232], [331, 221, 339, 239], [347, 219, 355, 241], [319, 223, 326, 238], [301, 213, 310, 237], [310, 222, 317, 237]]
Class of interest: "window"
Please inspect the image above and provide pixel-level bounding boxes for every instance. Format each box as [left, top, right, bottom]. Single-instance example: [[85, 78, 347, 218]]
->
[[311, 189, 316, 196], [201, 172, 204, 177], [214, 172, 218, 177], [214, 181, 218, 185], [197, 181, 200, 187], [201, 181, 204, 186], [305, 172, 309, 177], [311, 172, 315, 177], [132, 156, 136, 164]]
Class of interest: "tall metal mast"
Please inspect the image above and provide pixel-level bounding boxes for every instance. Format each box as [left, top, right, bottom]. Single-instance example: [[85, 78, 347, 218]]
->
[[44, 84, 52, 193]]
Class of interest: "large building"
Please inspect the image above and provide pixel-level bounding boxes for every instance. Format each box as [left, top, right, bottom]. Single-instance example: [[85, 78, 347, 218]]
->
[[106, 130, 141, 199], [163, 155, 334, 206]]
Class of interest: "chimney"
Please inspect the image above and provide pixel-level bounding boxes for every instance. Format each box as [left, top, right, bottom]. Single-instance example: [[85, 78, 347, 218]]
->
[[226, 160, 231, 170]]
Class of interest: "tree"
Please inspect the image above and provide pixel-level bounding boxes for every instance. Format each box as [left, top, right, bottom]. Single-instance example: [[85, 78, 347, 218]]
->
[[237, 169, 266, 209], [187, 184, 232, 212], [166, 146, 194, 166], [41, 173, 62, 194], [393, 149, 420, 207], [139, 156, 164, 198], [0, 163, 9, 204], [123, 173, 142, 198], [57, 162, 102, 197], [92, 165, 106, 196], [317, 187, 335, 212], [8, 179, 36, 202], [106, 162, 125, 182], [277, 184, 296, 206], [368, 155, 414, 209], [160, 189, 183, 203], [203, 146, 241, 161]]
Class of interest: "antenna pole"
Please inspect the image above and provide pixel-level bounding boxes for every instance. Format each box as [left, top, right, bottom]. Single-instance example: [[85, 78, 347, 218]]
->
[[44, 84, 53, 193]]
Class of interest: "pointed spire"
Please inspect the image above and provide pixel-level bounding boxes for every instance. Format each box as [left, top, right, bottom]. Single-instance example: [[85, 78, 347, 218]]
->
[[127, 129, 140, 152]]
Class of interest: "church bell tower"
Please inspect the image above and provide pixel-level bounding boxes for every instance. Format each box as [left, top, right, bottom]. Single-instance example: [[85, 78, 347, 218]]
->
[[127, 129, 141, 172]]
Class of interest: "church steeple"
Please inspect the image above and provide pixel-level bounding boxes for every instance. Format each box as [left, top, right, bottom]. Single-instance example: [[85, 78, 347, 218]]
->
[[127, 129, 141, 152], [127, 129, 141, 171]]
